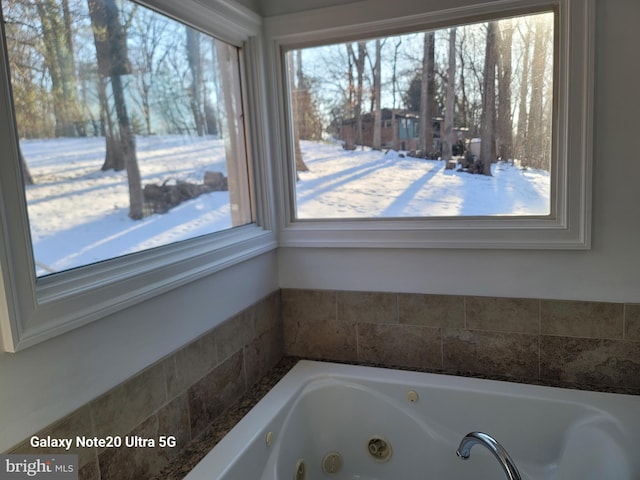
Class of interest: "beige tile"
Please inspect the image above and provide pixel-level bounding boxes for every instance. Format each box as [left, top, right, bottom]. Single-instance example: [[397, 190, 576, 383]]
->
[[357, 323, 442, 369], [282, 289, 357, 361], [399, 293, 464, 328], [215, 308, 256, 362], [156, 394, 191, 461], [9, 406, 96, 467], [337, 291, 398, 324], [625, 304, 640, 341], [540, 335, 640, 388], [466, 296, 539, 334], [166, 330, 217, 399], [282, 289, 336, 323], [255, 290, 282, 336], [187, 350, 245, 439], [90, 362, 167, 440], [244, 326, 284, 388], [443, 329, 539, 379], [541, 300, 624, 339]]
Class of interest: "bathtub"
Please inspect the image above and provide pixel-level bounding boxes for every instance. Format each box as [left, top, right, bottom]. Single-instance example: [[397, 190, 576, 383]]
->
[[184, 360, 640, 480]]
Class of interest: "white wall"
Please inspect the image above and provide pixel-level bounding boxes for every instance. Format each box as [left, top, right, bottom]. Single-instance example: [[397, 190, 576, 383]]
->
[[232, 0, 261, 15], [0, 251, 279, 452], [259, 0, 356, 16], [276, 0, 640, 304]]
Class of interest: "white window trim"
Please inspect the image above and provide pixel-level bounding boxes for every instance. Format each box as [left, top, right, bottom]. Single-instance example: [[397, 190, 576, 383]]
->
[[266, 0, 593, 250], [0, 0, 276, 352]]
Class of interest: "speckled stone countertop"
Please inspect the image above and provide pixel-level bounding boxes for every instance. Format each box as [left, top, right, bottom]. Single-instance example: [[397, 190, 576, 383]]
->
[[153, 356, 640, 480], [151, 357, 299, 480]]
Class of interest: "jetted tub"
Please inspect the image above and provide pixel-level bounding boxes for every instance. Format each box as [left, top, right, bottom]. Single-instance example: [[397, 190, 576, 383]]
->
[[184, 361, 640, 479]]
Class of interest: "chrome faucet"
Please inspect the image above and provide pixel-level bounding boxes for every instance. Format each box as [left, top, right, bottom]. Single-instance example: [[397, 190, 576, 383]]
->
[[456, 431, 522, 480]]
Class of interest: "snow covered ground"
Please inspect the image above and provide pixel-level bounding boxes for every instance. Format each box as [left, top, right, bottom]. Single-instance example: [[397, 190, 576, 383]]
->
[[296, 141, 550, 218], [21, 136, 550, 276]]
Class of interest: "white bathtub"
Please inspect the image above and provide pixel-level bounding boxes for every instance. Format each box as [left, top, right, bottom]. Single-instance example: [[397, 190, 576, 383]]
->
[[184, 360, 640, 480]]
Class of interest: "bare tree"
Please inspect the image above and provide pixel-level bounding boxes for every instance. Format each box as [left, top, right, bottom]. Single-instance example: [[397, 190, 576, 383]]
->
[[496, 19, 514, 161], [88, 0, 143, 219], [129, 9, 171, 135], [442, 28, 457, 162], [186, 28, 206, 136], [526, 16, 551, 170], [287, 51, 309, 175], [370, 39, 382, 150], [390, 37, 402, 150], [480, 22, 498, 176], [294, 50, 322, 141], [419, 31, 435, 155], [515, 21, 531, 164], [347, 41, 367, 148], [35, 0, 81, 137]]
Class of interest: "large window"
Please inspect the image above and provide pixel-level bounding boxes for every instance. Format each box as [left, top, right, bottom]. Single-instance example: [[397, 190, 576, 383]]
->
[[2, 0, 252, 277], [286, 11, 554, 219], [0, 0, 272, 351], [270, 0, 592, 249]]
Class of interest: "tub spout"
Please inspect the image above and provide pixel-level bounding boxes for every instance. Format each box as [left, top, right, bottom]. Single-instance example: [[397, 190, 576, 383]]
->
[[456, 431, 522, 480]]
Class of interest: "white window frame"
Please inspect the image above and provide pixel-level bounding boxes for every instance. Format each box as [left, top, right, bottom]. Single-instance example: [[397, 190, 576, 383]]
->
[[266, 0, 593, 250], [0, 0, 276, 352]]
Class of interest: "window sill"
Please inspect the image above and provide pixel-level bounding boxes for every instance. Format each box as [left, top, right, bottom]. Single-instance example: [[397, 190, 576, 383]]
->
[[1, 225, 277, 352], [279, 214, 590, 250]]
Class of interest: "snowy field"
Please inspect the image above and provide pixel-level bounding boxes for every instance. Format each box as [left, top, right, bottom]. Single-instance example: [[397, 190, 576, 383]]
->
[[296, 140, 550, 218], [21, 136, 550, 276]]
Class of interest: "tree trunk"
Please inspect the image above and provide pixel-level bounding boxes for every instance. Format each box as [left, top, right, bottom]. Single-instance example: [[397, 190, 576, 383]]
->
[[347, 42, 367, 148], [187, 28, 206, 136], [20, 148, 34, 185], [515, 24, 531, 165], [112, 74, 143, 219], [371, 39, 382, 150], [98, 77, 124, 171], [287, 51, 309, 175], [88, 0, 143, 219], [390, 38, 402, 150], [480, 22, 498, 176], [497, 19, 514, 161], [442, 28, 457, 162], [527, 17, 550, 170], [419, 31, 435, 155], [36, 1, 80, 137]]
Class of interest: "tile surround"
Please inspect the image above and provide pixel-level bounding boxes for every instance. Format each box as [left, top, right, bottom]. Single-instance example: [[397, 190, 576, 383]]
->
[[6, 291, 283, 480], [624, 304, 640, 341], [398, 293, 465, 328], [541, 299, 624, 339], [283, 288, 640, 391], [7, 288, 640, 480]]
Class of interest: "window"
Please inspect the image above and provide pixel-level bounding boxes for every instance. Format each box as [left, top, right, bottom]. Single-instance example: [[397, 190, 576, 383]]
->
[[0, 0, 273, 351], [269, 0, 593, 249], [288, 11, 554, 219]]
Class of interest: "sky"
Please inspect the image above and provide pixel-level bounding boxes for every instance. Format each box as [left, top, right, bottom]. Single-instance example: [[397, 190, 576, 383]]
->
[[21, 136, 550, 277]]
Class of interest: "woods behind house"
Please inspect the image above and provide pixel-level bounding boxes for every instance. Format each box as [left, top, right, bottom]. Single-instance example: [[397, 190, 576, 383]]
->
[[287, 11, 554, 176], [2, 0, 242, 219]]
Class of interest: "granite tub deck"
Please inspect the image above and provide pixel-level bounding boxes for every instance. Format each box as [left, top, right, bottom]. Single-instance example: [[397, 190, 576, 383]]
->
[[150, 358, 299, 480], [153, 357, 640, 480]]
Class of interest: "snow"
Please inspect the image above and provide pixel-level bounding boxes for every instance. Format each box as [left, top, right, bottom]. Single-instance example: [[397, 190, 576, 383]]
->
[[21, 136, 550, 276], [23, 135, 232, 276], [296, 141, 550, 218]]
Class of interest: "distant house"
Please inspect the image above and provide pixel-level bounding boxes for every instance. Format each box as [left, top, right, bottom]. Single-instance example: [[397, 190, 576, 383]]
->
[[339, 108, 467, 154]]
